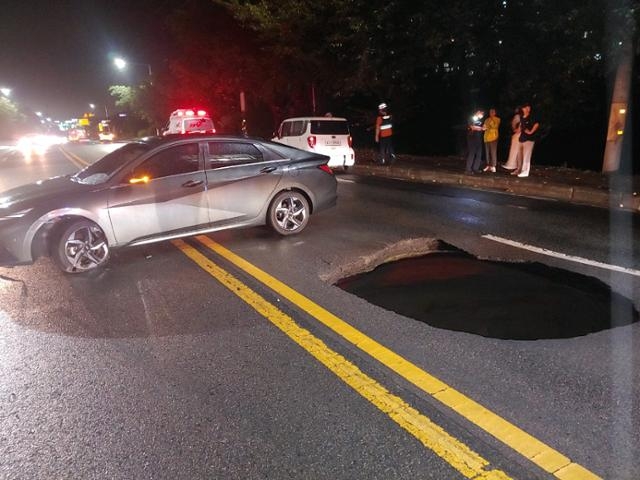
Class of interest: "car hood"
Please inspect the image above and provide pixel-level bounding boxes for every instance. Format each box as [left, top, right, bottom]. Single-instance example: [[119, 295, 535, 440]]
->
[[0, 175, 97, 211]]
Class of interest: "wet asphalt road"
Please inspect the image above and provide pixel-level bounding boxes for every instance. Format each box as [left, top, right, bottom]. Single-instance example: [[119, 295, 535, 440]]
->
[[0, 142, 638, 479]]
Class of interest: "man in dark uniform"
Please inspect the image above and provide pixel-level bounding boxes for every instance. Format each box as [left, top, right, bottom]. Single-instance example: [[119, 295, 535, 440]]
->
[[465, 109, 485, 174]]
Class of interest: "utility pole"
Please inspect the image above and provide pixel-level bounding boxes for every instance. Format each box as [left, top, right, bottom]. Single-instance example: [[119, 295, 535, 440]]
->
[[602, 41, 632, 173], [311, 83, 317, 116], [240, 91, 247, 137], [602, 1, 635, 173]]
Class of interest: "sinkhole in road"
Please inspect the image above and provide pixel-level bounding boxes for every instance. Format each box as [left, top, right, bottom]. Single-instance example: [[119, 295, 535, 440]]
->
[[335, 248, 638, 340]]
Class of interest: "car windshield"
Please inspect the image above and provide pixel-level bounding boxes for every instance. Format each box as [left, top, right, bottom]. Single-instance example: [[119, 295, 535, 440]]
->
[[310, 120, 349, 135], [73, 143, 151, 185]]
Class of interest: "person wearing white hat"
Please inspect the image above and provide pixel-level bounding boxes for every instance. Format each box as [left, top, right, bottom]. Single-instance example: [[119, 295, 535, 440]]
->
[[375, 102, 395, 165]]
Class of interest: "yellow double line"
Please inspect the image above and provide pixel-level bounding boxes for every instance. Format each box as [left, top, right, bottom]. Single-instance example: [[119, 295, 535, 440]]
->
[[174, 236, 600, 480], [58, 146, 90, 169]]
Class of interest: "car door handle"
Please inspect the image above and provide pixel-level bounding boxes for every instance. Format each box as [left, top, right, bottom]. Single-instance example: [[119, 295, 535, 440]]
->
[[260, 166, 277, 174], [182, 179, 204, 188]]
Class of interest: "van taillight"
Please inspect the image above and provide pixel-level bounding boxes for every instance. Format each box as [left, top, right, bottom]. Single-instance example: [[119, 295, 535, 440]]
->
[[307, 135, 316, 149], [348, 135, 353, 148]]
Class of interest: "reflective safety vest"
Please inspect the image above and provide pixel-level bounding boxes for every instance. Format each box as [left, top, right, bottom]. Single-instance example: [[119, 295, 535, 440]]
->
[[377, 114, 393, 138]]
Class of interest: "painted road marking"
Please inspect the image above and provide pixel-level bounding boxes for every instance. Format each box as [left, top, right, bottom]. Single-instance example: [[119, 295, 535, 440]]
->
[[483, 234, 640, 277], [173, 238, 511, 480], [194, 235, 601, 480], [58, 146, 90, 169]]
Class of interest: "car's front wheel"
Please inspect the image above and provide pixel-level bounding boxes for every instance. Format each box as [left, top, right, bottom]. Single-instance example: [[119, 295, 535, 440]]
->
[[268, 190, 310, 236], [53, 219, 110, 273]]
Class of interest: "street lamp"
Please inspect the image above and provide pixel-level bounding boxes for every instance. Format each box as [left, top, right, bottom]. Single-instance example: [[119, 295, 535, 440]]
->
[[90, 102, 109, 119], [114, 56, 152, 76], [0, 87, 11, 97]]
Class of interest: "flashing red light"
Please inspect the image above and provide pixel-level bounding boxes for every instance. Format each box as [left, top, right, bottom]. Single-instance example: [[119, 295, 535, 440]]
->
[[307, 135, 316, 149], [176, 111, 184, 116], [185, 110, 195, 116], [197, 110, 207, 116]]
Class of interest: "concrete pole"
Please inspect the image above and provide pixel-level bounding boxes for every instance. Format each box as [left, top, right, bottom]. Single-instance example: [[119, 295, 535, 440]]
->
[[602, 42, 632, 173]]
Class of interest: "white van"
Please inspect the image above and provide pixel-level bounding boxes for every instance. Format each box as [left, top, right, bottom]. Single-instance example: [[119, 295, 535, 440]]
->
[[163, 109, 216, 135], [273, 116, 355, 170]]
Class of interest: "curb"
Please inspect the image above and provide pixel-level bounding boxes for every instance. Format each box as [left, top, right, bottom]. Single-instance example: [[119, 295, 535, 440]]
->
[[350, 164, 640, 212]]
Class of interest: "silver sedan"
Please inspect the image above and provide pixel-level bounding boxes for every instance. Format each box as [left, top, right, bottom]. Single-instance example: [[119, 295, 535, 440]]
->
[[0, 135, 337, 273]]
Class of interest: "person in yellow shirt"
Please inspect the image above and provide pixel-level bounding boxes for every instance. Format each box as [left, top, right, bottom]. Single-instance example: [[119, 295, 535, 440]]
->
[[482, 108, 501, 173]]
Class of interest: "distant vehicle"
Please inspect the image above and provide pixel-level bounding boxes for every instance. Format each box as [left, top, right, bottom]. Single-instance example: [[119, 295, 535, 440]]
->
[[67, 128, 88, 143], [273, 116, 355, 170], [0, 135, 337, 273], [16, 134, 66, 156], [163, 108, 216, 135], [98, 121, 115, 142]]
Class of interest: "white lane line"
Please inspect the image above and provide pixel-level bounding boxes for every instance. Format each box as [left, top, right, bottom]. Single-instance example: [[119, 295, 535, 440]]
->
[[482, 234, 640, 277], [337, 177, 356, 183]]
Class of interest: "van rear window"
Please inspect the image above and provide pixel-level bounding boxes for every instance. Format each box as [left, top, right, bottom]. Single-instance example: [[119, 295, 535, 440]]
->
[[310, 121, 349, 135]]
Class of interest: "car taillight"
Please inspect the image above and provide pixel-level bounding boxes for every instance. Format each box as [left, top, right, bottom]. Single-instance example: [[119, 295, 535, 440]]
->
[[318, 164, 334, 175], [307, 135, 316, 149], [348, 135, 353, 148]]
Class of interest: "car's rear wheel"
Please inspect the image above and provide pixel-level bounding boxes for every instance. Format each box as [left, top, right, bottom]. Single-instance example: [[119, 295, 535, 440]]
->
[[53, 219, 110, 273], [268, 190, 310, 236]]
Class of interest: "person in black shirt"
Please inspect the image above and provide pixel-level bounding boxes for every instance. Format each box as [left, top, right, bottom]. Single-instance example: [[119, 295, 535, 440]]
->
[[465, 109, 485, 174], [515, 103, 539, 177]]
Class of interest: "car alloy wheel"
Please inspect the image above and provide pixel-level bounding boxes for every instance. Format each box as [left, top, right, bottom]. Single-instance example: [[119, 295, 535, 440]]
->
[[268, 190, 310, 235], [54, 219, 110, 273]]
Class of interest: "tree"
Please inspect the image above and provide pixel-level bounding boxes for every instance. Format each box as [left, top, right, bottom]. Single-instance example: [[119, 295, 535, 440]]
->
[[217, 0, 638, 167], [108, 83, 164, 136]]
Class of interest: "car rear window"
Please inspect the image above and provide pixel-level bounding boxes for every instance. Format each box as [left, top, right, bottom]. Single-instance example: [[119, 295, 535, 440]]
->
[[310, 120, 349, 135], [184, 118, 214, 132], [281, 120, 307, 137]]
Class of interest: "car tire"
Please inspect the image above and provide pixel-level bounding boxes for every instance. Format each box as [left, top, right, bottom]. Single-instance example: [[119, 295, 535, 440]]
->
[[268, 190, 310, 236], [53, 219, 110, 273]]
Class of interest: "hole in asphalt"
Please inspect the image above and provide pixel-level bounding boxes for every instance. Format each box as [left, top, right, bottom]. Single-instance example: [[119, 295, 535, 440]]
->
[[335, 249, 639, 340]]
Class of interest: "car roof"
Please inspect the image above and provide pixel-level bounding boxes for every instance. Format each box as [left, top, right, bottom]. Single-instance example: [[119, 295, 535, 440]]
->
[[281, 117, 348, 122], [136, 134, 267, 146], [130, 135, 328, 161]]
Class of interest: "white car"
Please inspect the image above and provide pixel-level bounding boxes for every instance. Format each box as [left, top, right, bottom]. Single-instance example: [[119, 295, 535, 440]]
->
[[273, 117, 355, 170]]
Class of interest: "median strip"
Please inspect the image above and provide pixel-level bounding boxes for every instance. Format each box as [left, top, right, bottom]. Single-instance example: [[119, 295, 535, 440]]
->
[[194, 235, 601, 480], [173, 238, 511, 480]]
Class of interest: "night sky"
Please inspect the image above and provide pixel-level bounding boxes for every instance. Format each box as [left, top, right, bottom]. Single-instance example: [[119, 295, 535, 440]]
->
[[1, 0, 165, 119]]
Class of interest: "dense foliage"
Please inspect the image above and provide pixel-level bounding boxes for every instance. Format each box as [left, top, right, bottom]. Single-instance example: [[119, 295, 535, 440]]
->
[[111, 0, 638, 169]]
